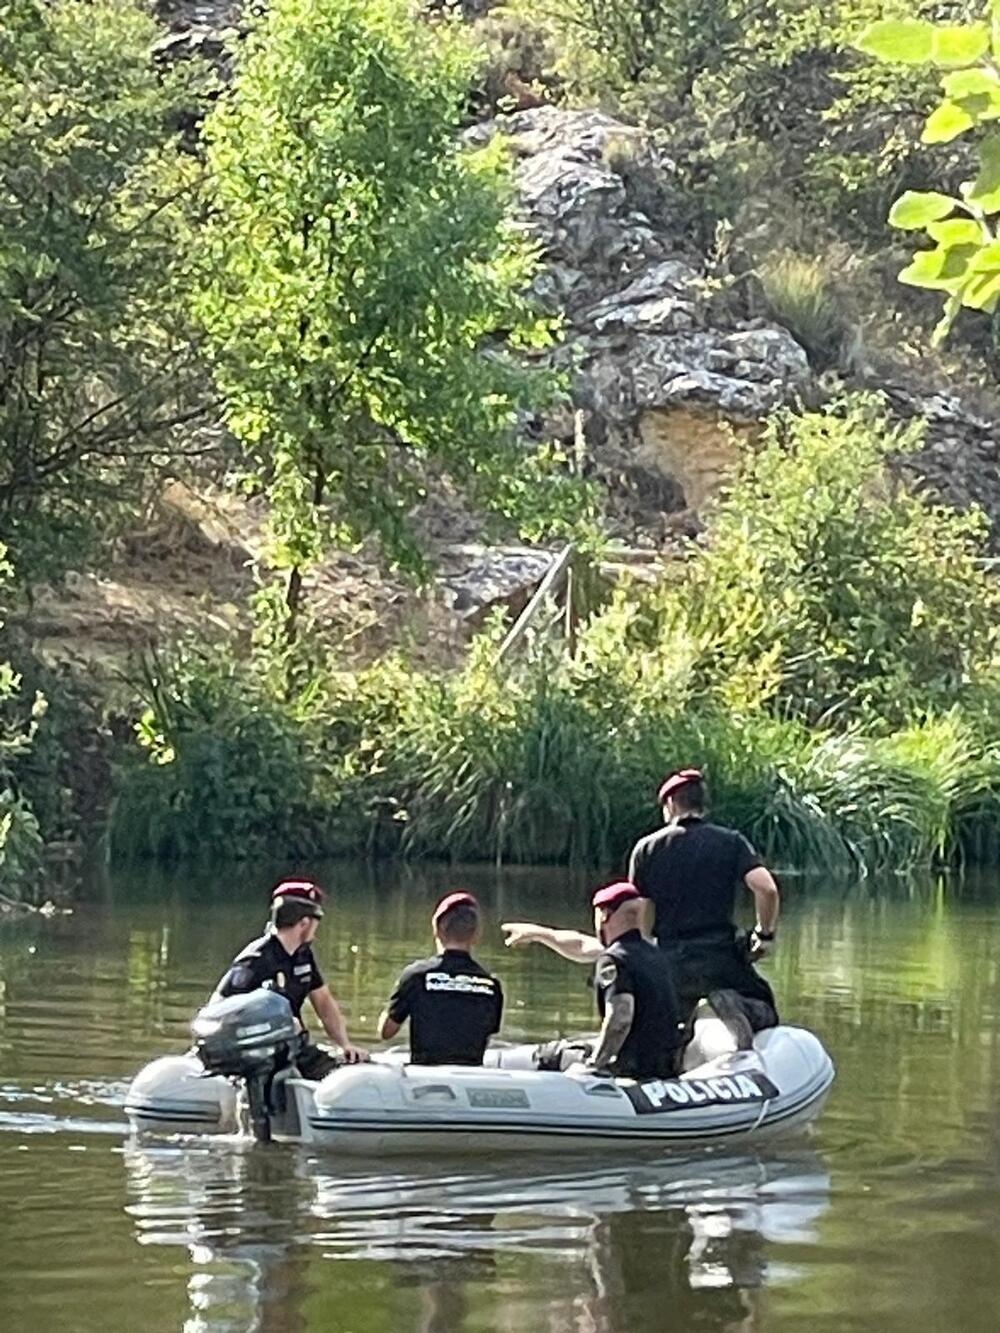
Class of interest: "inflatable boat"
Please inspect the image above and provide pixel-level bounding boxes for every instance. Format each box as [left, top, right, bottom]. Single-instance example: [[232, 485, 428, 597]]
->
[[125, 990, 835, 1154]]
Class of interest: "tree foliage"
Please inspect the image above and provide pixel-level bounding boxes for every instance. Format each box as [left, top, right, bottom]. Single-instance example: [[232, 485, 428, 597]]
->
[[0, 546, 42, 894], [508, 0, 747, 104], [856, 0, 1000, 340], [0, 0, 210, 582], [198, 0, 581, 638]]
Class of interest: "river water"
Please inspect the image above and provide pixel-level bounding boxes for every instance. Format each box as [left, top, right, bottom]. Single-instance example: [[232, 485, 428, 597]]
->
[[1, 863, 999, 1333]]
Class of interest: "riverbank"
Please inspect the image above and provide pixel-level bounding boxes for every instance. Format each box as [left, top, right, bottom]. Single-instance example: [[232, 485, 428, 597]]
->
[[86, 403, 1000, 885]]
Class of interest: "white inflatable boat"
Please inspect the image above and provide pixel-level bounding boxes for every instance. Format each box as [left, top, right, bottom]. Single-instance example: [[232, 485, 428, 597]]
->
[[125, 991, 834, 1155]]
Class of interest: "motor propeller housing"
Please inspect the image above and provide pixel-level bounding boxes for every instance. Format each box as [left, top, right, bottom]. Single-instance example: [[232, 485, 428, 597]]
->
[[192, 989, 301, 1080]]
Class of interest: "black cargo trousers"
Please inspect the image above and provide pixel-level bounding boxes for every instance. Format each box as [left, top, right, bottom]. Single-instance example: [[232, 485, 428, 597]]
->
[[660, 927, 779, 1031]]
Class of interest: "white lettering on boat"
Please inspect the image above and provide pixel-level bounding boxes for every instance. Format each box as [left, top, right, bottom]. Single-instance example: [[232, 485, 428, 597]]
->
[[623, 1070, 780, 1115]]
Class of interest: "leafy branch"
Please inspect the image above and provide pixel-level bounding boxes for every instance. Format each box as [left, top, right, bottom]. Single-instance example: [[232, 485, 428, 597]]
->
[[857, 1, 1000, 341]]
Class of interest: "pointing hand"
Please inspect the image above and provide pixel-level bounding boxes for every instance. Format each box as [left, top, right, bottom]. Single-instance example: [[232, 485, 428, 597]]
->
[[501, 922, 540, 949]]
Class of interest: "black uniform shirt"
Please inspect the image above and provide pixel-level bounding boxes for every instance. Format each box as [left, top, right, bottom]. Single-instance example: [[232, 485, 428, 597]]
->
[[386, 949, 503, 1065], [214, 933, 324, 1020], [628, 817, 762, 942], [594, 929, 684, 1080]]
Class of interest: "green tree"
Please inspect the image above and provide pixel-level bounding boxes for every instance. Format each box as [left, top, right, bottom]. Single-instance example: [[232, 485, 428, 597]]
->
[[0, 0, 211, 583], [198, 0, 577, 641]]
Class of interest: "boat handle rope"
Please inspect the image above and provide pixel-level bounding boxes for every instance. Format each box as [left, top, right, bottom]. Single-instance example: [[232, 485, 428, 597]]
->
[[749, 1097, 771, 1133]]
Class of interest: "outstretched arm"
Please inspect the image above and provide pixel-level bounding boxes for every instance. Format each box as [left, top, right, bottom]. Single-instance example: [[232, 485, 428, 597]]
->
[[502, 922, 601, 964]]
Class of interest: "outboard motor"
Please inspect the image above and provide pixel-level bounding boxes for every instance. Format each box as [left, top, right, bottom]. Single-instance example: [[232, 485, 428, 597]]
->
[[191, 990, 302, 1142]]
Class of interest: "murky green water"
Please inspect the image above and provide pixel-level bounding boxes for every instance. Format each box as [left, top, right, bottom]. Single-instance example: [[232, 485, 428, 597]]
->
[[1, 863, 999, 1333]]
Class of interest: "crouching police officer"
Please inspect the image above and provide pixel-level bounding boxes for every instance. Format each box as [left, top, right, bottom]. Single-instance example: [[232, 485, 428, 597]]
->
[[378, 891, 503, 1065], [629, 768, 780, 1042], [532, 882, 685, 1079], [213, 878, 368, 1079]]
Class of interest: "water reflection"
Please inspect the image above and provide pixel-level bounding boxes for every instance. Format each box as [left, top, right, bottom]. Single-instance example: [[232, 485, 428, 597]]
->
[[124, 1144, 830, 1333], [10, 866, 1000, 1333], [126, 1143, 315, 1333]]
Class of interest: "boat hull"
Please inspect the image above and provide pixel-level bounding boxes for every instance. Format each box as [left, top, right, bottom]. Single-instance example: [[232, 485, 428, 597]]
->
[[125, 1023, 834, 1155]]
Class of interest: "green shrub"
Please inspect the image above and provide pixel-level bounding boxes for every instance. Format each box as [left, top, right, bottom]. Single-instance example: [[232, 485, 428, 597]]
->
[[471, 10, 560, 115], [113, 624, 1000, 872], [0, 547, 43, 896], [758, 251, 850, 368], [111, 647, 330, 862], [653, 398, 1000, 726]]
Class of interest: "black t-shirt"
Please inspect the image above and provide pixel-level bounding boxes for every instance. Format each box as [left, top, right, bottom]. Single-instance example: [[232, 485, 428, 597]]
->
[[628, 817, 762, 942], [594, 929, 684, 1080], [214, 933, 324, 1020], [386, 949, 503, 1065]]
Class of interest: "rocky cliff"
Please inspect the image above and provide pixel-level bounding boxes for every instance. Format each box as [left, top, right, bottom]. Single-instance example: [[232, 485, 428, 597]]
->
[[481, 105, 1000, 542]]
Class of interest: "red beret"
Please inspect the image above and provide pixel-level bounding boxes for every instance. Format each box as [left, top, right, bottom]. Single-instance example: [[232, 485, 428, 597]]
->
[[591, 881, 641, 912], [657, 768, 703, 804], [432, 891, 478, 924], [271, 879, 325, 908]]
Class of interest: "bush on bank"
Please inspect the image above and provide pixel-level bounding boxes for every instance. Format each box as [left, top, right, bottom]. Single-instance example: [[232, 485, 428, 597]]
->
[[112, 401, 1000, 875], [110, 637, 1000, 874]]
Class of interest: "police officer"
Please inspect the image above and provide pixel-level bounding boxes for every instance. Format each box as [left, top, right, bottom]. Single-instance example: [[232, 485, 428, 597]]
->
[[213, 878, 368, 1078], [378, 891, 503, 1065], [586, 882, 685, 1079], [628, 768, 780, 1037]]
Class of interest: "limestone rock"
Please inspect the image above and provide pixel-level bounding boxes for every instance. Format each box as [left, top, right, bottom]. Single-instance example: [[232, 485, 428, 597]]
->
[[478, 107, 812, 528], [438, 547, 553, 623]]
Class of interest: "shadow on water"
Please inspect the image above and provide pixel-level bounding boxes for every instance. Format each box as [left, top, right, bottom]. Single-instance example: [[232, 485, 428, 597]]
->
[[123, 1141, 830, 1333]]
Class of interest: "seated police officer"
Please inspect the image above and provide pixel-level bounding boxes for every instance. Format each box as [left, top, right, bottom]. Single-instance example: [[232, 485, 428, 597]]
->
[[585, 881, 685, 1080], [213, 878, 368, 1079], [378, 892, 503, 1065]]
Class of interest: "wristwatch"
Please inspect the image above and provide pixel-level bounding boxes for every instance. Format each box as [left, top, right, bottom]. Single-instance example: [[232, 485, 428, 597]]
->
[[753, 927, 776, 941]]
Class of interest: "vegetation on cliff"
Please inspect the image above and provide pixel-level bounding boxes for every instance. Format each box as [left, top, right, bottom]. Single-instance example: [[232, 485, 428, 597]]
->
[[114, 401, 1000, 874], [4, 0, 1000, 892]]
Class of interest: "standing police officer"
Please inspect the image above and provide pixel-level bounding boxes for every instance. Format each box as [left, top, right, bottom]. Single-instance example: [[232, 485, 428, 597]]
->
[[378, 892, 504, 1065], [628, 768, 780, 1036], [213, 878, 368, 1079]]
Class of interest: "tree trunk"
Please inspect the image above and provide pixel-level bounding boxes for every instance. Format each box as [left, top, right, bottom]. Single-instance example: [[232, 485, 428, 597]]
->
[[284, 565, 303, 645], [283, 456, 326, 646]]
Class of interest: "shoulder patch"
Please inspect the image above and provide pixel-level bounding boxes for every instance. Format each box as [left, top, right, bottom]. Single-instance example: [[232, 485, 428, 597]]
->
[[595, 959, 618, 989]]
